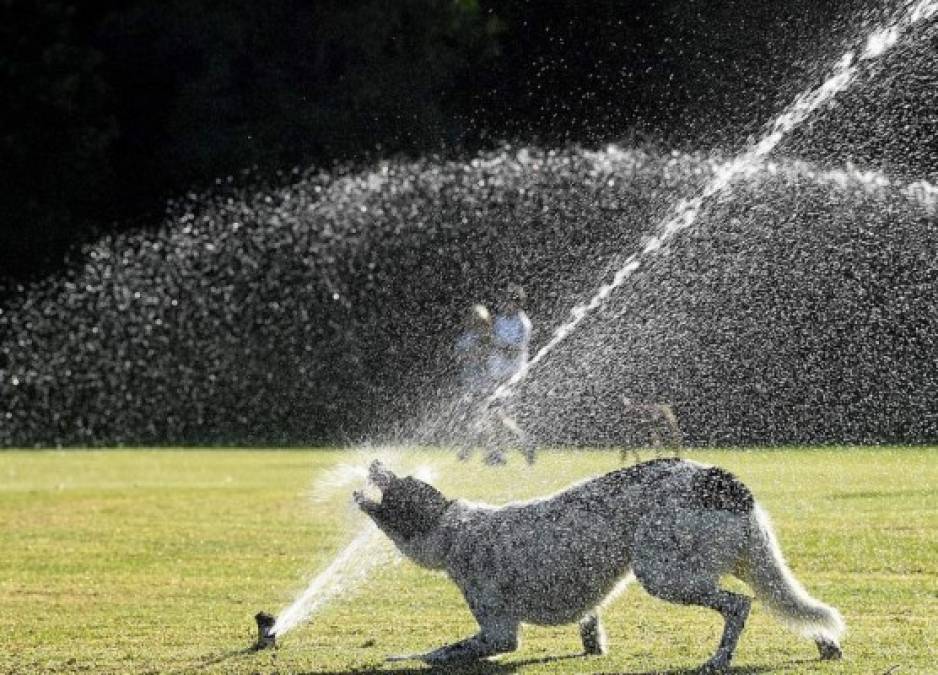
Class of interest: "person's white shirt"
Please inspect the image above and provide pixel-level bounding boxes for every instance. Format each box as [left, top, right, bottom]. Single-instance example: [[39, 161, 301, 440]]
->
[[488, 310, 532, 383]]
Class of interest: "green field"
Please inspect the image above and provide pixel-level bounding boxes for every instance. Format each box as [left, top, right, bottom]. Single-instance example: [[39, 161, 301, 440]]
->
[[1, 448, 935, 674]]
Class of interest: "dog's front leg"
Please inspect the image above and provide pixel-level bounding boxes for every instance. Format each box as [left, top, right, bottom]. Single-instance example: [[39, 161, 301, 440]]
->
[[420, 619, 518, 665], [579, 611, 607, 655]]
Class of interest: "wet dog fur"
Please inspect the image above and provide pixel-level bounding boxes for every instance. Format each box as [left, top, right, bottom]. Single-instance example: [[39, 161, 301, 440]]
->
[[355, 458, 844, 671]]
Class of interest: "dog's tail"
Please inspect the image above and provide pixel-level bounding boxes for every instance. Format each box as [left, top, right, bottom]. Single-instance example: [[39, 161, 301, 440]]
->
[[742, 504, 845, 642]]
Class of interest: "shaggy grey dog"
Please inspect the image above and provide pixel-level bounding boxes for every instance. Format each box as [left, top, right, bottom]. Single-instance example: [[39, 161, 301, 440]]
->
[[354, 458, 844, 672]]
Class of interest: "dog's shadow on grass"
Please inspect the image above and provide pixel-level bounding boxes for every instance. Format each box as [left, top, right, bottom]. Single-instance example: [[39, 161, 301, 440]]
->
[[298, 653, 812, 674], [297, 652, 585, 675], [169, 648, 815, 674]]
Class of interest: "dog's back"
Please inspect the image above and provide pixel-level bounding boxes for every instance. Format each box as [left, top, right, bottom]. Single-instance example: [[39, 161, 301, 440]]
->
[[445, 459, 750, 625], [552, 457, 752, 517]]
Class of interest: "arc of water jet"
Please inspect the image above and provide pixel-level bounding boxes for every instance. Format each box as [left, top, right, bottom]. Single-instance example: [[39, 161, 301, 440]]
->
[[271, 524, 384, 637], [271, 463, 436, 638], [487, 0, 937, 405]]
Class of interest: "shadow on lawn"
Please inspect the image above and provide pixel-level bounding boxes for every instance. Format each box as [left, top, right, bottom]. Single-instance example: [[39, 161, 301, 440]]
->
[[295, 653, 816, 674], [297, 652, 585, 674], [158, 647, 818, 674], [145, 645, 260, 675]]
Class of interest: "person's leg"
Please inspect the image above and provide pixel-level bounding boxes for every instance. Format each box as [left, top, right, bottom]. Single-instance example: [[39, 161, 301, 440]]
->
[[658, 404, 683, 450], [478, 404, 506, 465], [497, 409, 536, 465]]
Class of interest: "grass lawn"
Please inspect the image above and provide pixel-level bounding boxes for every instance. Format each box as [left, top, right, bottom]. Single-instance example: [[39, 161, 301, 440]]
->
[[0, 447, 935, 674]]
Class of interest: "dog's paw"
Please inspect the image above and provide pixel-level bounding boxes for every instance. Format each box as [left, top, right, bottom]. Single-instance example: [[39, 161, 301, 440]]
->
[[385, 653, 423, 663], [420, 645, 482, 666], [816, 638, 843, 661], [582, 642, 606, 656], [420, 652, 453, 666], [697, 652, 731, 674]]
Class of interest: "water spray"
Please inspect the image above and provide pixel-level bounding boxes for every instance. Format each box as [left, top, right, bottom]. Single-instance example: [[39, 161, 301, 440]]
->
[[256, 461, 437, 644], [270, 525, 382, 639], [484, 0, 938, 407]]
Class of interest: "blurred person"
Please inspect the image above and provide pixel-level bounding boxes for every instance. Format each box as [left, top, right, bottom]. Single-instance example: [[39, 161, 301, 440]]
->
[[454, 304, 492, 394], [488, 285, 532, 384], [453, 304, 493, 460], [485, 285, 536, 465]]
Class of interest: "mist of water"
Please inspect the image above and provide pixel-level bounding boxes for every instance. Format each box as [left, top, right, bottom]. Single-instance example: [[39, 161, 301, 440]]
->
[[489, 0, 938, 404], [764, 159, 937, 211], [272, 462, 437, 638]]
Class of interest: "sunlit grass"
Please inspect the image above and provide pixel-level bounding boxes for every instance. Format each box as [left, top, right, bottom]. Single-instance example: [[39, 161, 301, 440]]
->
[[0, 447, 935, 673]]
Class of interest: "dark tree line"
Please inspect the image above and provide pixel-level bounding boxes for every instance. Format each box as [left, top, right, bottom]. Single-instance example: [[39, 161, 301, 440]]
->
[[1, 0, 878, 284]]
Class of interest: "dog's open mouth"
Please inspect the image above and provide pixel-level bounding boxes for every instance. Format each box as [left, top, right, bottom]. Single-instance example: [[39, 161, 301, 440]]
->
[[353, 460, 393, 512]]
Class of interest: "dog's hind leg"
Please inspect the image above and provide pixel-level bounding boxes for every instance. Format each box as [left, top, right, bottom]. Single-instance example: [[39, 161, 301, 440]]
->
[[419, 617, 519, 665], [579, 611, 607, 655], [633, 511, 752, 672], [635, 567, 750, 672]]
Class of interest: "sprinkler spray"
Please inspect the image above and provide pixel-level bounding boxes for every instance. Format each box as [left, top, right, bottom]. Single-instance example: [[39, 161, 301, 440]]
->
[[254, 611, 277, 650]]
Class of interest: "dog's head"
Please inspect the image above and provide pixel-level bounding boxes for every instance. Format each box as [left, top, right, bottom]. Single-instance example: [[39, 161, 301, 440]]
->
[[354, 460, 452, 545]]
